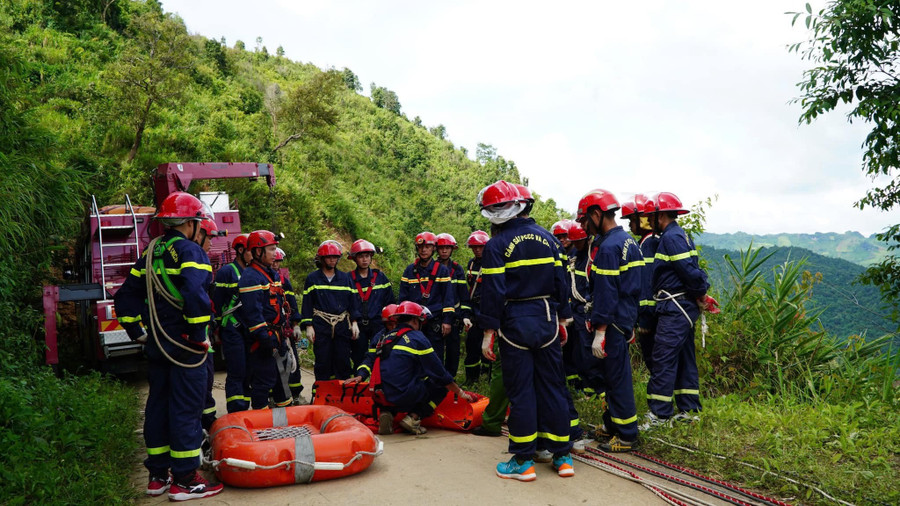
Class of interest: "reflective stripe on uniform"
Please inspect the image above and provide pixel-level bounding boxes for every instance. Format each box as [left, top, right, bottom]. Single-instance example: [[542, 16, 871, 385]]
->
[[537, 431, 570, 442], [639, 300, 657, 307], [392, 345, 434, 356], [170, 448, 200, 459], [303, 285, 354, 295], [655, 250, 698, 262], [118, 315, 142, 323], [611, 414, 638, 425], [147, 445, 170, 455], [184, 314, 211, 324], [674, 389, 700, 396], [239, 284, 269, 293], [249, 322, 267, 331], [202, 406, 216, 415], [508, 432, 537, 443], [647, 393, 673, 402]]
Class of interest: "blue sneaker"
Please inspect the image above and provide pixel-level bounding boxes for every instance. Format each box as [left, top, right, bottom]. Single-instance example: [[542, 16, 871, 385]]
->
[[496, 457, 536, 482], [551, 454, 575, 477], [299, 337, 309, 350]]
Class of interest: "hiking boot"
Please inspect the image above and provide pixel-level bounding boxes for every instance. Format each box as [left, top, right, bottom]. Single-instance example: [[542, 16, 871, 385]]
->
[[599, 435, 636, 453], [592, 423, 613, 441], [534, 449, 553, 463], [472, 425, 502, 437], [571, 439, 586, 455], [638, 412, 671, 431], [399, 414, 427, 435], [552, 454, 575, 477], [146, 474, 172, 496], [496, 457, 536, 482], [378, 411, 394, 435], [672, 411, 700, 424], [168, 472, 224, 501]]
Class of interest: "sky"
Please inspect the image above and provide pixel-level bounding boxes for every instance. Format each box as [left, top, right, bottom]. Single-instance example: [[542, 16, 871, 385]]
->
[[161, 0, 898, 236]]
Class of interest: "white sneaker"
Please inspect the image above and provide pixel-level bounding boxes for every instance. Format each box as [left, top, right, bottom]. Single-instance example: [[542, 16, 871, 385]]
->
[[571, 439, 586, 454], [672, 412, 700, 424], [638, 412, 671, 431], [293, 394, 309, 406], [534, 449, 553, 463]]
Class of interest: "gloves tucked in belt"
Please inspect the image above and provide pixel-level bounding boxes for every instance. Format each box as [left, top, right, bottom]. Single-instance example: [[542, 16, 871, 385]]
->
[[293, 324, 302, 339], [482, 329, 496, 361], [351, 321, 360, 340], [305, 325, 315, 343]]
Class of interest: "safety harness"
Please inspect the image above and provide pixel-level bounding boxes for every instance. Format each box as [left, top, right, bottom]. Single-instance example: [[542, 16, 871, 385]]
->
[[414, 260, 441, 299], [654, 289, 708, 347], [250, 263, 289, 345], [144, 235, 209, 368], [351, 268, 380, 325], [218, 263, 243, 328], [367, 327, 414, 405]]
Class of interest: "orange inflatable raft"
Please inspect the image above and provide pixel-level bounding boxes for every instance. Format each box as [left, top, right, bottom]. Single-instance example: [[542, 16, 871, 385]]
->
[[311, 379, 489, 433], [209, 405, 382, 488]]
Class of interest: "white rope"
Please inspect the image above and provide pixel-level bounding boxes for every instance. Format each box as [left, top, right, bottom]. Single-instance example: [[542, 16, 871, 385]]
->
[[572, 454, 712, 506]]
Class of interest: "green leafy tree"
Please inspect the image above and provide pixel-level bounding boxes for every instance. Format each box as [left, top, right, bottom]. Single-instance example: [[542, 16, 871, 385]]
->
[[370, 82, 401, 114], [342, 67, 362, 92], [276, 45, 284, 57], [107, 11, 192, 161], [429, 124, 447, 140], [790, 1, 900, 324], [273, 70, 342, 152]]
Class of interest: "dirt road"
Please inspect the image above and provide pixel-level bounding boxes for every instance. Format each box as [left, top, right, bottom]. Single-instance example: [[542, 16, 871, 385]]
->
[[133, 369, 666, 505]]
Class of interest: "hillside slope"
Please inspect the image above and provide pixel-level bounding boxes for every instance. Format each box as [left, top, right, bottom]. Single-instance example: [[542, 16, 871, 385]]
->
[[697, 231, 889, 266]]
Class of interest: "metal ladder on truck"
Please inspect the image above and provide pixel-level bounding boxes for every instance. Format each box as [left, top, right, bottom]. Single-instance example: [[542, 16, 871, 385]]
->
[[91, 194, 142, 298]]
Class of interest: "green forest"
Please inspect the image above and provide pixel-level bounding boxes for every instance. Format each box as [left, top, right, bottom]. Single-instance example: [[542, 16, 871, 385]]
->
[[1, 1, 897, 504], [697, 231, 890, 267]]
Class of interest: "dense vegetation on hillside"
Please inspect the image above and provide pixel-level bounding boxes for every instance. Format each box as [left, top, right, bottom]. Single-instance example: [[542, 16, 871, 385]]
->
[[702, 245, 892, 339], [697, 231, 890, 266]]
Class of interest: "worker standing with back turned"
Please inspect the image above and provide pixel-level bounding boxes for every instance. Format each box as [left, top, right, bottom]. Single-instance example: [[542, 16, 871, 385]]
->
[[114, 191, 223, 501]]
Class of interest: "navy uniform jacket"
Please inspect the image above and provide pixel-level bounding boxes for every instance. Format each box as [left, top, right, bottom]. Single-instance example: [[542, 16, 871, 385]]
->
[[212, 261, 244, 328], [652, 222, 709, 300], [115, 229, 213, 358], [299, 269, 361, 328], [465, 257, 483, 320], [587, 225, 643, 331], [399, 259, 456, 325], [569, 245, 592, 318], [355, 327, 387, 380], [442, 259, 471, 320], [477, 217, 571, 331], [238, 263, 286, 352], [281, 274, 302, 324], [637, 233, 660, 329], [380, 324, 454, 403], [349, 269, 395, 323]]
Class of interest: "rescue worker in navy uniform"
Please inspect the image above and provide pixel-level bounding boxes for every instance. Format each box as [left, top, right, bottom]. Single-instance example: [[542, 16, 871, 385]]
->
[[198, 218, 223, 433], [462, 230, 489, 384], [211, 234, 252, 413], [564, 220, 605, 399], [345, 303, 400, 434], [300, 241, 361, 383], [398, 232, 456, 365], [114, 191, 223, 501], [553, 220, 582, 391], [238, 230, 293, 410], [622, 194, 660, 372], [642, 192, 718, 429], [369, 301, 473, 435], [435, 233, 472, 377], [478, 180, 576, 481], [347, 239, 395, 370], [273, 247, 305, 404], [577, 189, 643, 453]]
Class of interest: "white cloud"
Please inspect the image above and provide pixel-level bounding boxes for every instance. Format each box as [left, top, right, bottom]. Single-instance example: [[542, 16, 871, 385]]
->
[[163, 0, 899, 235]]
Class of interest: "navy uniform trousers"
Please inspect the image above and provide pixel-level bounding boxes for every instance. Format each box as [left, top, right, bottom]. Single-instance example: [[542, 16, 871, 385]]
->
[[220, 324, 250, 412], [647, 299, 701, 417], [499, 308, 571, 458], [597, 326, 638, 441], [312, 316, 353, 381]]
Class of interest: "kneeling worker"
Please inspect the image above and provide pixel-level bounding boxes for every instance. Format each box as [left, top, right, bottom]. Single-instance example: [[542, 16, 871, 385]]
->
[[374, 301, 473, 435]]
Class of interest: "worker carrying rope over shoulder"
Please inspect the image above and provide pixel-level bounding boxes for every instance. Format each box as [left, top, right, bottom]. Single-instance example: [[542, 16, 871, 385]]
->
[[300, 241, 361, 383], [238, 230, 293, 410], [114, 191, 223, 501]]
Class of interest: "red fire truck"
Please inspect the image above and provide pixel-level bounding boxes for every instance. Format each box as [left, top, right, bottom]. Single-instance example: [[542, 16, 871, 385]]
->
[[43, 162, 276, 372]]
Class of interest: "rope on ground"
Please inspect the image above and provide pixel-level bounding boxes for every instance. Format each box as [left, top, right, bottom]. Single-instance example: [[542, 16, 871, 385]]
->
[[645, 435, 860, 506], [572, 453, 690, 506]]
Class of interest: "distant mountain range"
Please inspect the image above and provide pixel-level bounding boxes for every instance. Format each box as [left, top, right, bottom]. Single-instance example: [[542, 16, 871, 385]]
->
[[696, 232, 890, 267], [701, 245, 895, 340]]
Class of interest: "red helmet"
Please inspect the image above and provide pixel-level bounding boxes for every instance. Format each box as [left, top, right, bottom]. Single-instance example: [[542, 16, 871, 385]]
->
[[647, 192, 689, 215], [576, 189, 620, 220], [633, 193, 652, 215], [478, 180, 520, 208], [565, 220, 588, 241], [155, 192, 208, 221], [466, 230, 490, 247], [199, 218, 221, 237], [513, 183, 534, 203], [551, 220, 569, 238], [436, 233, 458, 249], [620, 200, 638, 219], [274, 248, 285, 261], [415, 231, 437, 246], [381, 303, 399, 322], [247, 230, 279, 250], [317, 240, 343, 257], [349, 239, 376, 258], [232, 233, 249, 251], [393, 301, 431, 321]]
